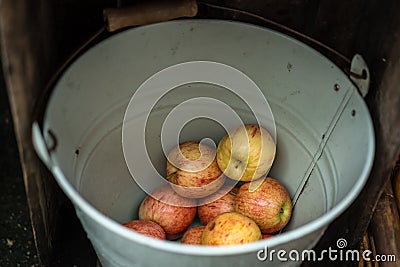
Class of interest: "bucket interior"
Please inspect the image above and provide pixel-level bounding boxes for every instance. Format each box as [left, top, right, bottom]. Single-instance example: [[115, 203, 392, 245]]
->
[[41, 20, 374, 247]]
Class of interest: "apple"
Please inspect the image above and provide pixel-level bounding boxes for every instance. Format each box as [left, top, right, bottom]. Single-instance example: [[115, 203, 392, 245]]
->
[[234, 177, 292, 234], [181, 226, 206, 245], [201, 212, 261, 245], [138, 186, 197, 240], [262, 234, 274, 239], [197, 185, 237, 225], [216, 124, 276, 182], [122, 220, 166, 240], [167, 141, 225, 198]]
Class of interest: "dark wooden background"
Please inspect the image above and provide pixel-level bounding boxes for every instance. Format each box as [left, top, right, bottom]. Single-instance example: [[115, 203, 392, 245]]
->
[[1, 0, 399, 266]]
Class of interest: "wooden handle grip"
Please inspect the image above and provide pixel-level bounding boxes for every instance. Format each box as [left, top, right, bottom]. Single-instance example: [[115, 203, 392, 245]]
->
[[104, 0, 198, 32]]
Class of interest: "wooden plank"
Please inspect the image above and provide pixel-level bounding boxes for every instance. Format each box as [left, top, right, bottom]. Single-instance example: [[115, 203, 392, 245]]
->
[[0, 0, 54, 264], [392, 161, 400, 214], [0, 1, 58, 265], [358, 232, 378, 267], [0, 0, 113, 265], [369, 180, 400, 266]]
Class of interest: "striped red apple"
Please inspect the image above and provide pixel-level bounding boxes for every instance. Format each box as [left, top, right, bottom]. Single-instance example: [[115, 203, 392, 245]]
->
[[181, 226, 205, 245], [138, 186, 197, 240], [123, 220, 166, 240], [235, 177, 292, 234], [167, 141, 225, 198]]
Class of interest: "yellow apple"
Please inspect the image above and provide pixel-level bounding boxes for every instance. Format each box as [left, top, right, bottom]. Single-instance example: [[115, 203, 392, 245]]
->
[[216, 124, 276, 182], [201, 212, 261, 245]]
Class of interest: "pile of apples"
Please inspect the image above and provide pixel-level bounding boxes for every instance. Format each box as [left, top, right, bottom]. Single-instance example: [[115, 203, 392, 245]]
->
[[123, 124, 293, 245]]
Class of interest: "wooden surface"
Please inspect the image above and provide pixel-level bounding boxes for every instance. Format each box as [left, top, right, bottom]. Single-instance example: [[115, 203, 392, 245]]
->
[[357, 167, 400, 267], [358, 233, 379, 267], [369, 179, 400, 266], [394, 161, 400, 215], [0, 0, 114, 265], [0, 1, 58, 265]]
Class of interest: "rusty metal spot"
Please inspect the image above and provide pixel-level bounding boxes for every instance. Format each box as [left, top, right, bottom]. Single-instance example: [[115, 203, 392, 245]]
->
[[334, 84, 340, 91], [287, 62, 293, 72]]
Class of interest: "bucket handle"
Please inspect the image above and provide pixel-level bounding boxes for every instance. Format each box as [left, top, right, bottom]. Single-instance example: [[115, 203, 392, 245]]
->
[[103, 0, 198, 32]]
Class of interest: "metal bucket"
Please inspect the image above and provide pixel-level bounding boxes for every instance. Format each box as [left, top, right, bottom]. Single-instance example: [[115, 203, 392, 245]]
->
[[32, 20, 375, 266]]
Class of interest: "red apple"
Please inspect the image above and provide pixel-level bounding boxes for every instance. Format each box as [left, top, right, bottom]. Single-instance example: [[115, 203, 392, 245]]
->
[[197, 186, 237, 225], [201, 212, 261, 245], [122, 220, 166, 240], [235, 177, 292, 234], [167, 141, 225, 198], [138, 186, 197, 240], [181, 226, 205, 245], [262, 234, 274, 239]]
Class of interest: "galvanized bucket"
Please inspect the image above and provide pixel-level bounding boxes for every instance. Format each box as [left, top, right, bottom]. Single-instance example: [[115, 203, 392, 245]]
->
[[32, 20, 375, 266]]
